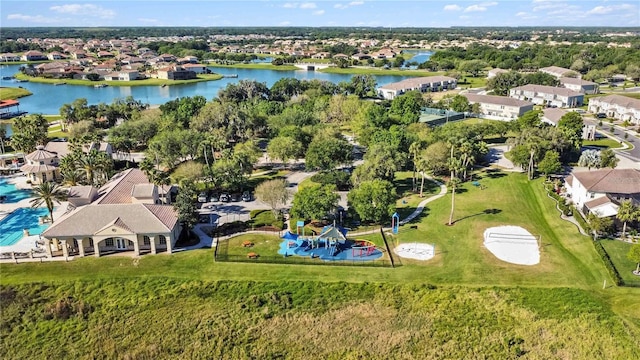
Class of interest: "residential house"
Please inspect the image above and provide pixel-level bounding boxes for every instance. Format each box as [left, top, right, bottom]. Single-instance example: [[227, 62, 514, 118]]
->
[[177, 56, 198, 64], [158, 53, 177, 62], [559, 77, 599, 95], [487, 68, 509, 79], [97, 51, 114, 58], [103, 70, 140, 81], [44, 141, 113, 159], [351, 53, 372, 61], [42, 169, 181, 258], [541, 108, 568, 126], [47, 51, 66, 60], [377, 76, 457, 100], [539, 66, 578, 79], [0, 53, 21, 62], [509, 84, 584, 108], [312, 52, 331, 59], [565, 169, 640, 217], [71, 50, 87, 59], [372, 48, 396, 59], [21, 50, 47, 61], [182, 63, 208, 74], [157, 66, 196, 80], [333, 53, 350, 60], [588, 94, 640, 125], [463, 94, 534, 120], [19, 145, 60, 184]]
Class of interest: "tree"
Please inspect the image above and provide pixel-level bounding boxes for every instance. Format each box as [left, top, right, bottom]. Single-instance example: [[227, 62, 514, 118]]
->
[[538, 150, 562, 176], [588, 212, 614, 239], [486, 71, 522, 96], [30, 182, 67, 223], [0, 126, 6, 154], [600, 149, 619, 169], [347, 180, 397, 224], [459, 60, 487, 77], [449, 95, 470, 113], [578, 149, 601, 170], [351, 143, 403, 185], [9, 114, 49, 152], [305, 134, 352, 171], [517, 110, 541, 130], [389, 90, 425, 124], [616, 201, 636, 239], [173, 180, 198, 231], [557, 111, 584, 150], [255, 179, 290, 217], [267, 136, 303, 168], [627, 244, 640, 275], [344, 74, 377, 98], [290, 184, 339, 221]]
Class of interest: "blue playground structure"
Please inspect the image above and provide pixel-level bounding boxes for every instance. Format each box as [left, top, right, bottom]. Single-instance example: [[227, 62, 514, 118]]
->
[[278, 225, 383, 261]]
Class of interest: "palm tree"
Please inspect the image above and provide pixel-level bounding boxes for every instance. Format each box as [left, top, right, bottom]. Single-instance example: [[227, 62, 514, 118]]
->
[[30, 182, 67, 223], [616, 200, 636, 238], [408, 141, 423, 191], [447, 153, 464, 226], [61, 168, 84, 186], [79, 150, 105, 186], [416, 157, 430, 198], [151, 169, 171, 204], [0, 127, 6, 154]]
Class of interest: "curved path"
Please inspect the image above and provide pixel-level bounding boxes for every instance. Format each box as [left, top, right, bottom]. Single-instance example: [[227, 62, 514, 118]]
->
[[399, 175, 447, 225]]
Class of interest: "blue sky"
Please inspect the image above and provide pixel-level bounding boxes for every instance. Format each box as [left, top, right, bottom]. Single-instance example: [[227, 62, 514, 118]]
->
[[1, 1, 638, 27]]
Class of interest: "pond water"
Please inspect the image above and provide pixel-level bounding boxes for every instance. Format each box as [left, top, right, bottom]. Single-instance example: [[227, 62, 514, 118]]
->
[[0, 63, 417, 115]]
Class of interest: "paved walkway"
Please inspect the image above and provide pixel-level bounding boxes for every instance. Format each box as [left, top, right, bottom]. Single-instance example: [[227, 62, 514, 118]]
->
[[400, 175, 447, 225]]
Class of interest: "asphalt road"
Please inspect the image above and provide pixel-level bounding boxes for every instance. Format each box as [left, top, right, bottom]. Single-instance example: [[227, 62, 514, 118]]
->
[[583, 116, 640, 161]]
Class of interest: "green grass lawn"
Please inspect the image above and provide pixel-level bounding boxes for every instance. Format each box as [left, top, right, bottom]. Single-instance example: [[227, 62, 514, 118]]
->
[[584, 137, 624, 149], [13, 73, 223, 86], [0, 86, 32, 100], [2, 170, 640, 357], [600, 239, 640, 286], [394, 171, 440, 219]]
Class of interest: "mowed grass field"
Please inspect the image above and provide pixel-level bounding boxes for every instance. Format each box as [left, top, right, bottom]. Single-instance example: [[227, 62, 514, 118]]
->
[[1, 170, 639, 358]]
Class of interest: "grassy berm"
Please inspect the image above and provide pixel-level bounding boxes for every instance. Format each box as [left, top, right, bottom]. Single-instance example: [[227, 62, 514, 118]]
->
[[1, 280, 639, 359]]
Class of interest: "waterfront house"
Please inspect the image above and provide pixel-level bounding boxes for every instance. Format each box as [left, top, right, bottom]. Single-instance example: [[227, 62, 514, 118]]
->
[[47, 51, 66, 60], [0, 53, 21, 62], [182, 63, 208, 74], [103, 70, 140, 81], [157, 66, 196, 80], [21, 50, 47, 61]]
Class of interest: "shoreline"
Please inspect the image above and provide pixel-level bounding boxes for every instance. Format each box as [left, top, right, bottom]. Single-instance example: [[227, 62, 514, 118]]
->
[[12, 73, 224, 87]]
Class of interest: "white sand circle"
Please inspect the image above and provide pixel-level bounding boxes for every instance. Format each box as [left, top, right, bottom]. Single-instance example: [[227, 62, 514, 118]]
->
[[394, 242, 435, 261], [483, 226, 540, 265]]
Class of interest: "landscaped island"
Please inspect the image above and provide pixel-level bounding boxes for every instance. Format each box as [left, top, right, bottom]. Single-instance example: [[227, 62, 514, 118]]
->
[[0, 86, 32, 100]]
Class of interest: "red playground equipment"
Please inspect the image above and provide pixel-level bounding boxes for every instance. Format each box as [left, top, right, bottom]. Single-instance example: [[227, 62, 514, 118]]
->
[[351, 239, 377, 257]]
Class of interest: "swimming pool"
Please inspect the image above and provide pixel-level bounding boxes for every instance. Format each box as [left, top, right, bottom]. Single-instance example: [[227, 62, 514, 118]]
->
[[0, 207, 50, 247], [0, 178, 32, 203]]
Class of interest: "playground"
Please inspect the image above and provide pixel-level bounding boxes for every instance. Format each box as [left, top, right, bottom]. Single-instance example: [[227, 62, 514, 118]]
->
[[277, 224, 383, 262]]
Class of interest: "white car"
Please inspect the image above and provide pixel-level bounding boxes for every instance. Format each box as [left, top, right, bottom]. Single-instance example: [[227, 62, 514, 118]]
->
[[197, 192, 208, 203]]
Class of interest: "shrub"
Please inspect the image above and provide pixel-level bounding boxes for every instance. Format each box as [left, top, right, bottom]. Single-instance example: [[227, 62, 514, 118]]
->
[[593, 241, 624, 286], [572, 206, 591, 233]]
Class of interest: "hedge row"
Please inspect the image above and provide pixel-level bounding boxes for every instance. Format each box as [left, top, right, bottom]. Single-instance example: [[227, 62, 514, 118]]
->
[[571, 205, 592, 234], [544, 183, 572, 216], [593, 240, 624, 286]]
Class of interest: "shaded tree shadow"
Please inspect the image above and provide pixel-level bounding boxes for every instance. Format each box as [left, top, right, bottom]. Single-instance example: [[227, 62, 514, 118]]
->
[[453, 208, 502, 224]]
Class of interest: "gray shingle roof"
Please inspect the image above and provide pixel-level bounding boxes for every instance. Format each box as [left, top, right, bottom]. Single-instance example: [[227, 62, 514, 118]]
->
[[572, 169, 640, 194], [464, 94, 533, 108]]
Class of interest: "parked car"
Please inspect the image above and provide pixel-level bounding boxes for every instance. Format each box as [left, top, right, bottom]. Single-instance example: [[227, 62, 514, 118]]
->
[[197, 192, 208, 203], [220, 193, 230, 202], [242, 191, 252, 201], [230, 193, 241, 202], [209, 193, 220, 202], [596, 113, 607, 118]]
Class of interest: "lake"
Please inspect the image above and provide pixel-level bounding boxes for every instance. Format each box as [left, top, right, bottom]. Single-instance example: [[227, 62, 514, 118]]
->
[[0, 63, 420, 115]]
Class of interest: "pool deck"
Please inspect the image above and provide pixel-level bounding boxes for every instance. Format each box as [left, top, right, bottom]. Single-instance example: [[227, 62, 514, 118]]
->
[[1, 175, 70, 254]]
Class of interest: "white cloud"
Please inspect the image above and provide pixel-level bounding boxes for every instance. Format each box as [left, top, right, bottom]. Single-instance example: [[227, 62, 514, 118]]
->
[[586, 4, 635, 15], [313, 10, 325, 15], [464, 2, 497, 12], [515, 11, 527, 17], [335, 1, 364, 10], [300, 2, 317, 9], [464, 5, 487, 12], [283, 3, 297, 8], [7, 13, 63, 23], [444, 4, 462, 11], [49, 4, 116, 18]]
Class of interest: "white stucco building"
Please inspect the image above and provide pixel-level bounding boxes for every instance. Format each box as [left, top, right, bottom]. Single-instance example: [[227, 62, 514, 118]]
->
[[19, 146, 60, 184], [509, 84, 584, 108], [588, 95, 640, 125], [463, 93, 534, 120], [377, 76, 457, 100], [565, 169, 640, 217]]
